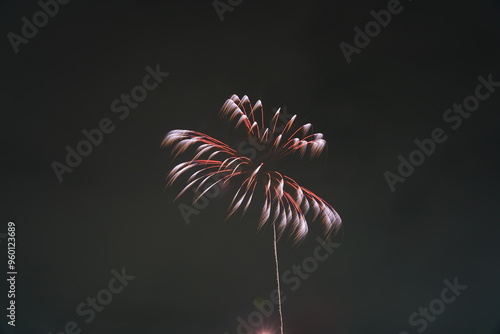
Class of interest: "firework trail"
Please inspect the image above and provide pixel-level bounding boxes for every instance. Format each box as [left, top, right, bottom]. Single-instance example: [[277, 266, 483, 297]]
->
[[163, 94, 342, 333]]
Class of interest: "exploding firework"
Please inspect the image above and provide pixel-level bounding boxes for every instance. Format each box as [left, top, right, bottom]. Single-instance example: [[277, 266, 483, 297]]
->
[[164, 95, 341, 240], [163, 94, 342, 333]]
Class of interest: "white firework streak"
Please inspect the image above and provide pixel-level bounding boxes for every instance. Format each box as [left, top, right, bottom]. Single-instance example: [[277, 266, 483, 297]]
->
[[163, 94, 341, 242]]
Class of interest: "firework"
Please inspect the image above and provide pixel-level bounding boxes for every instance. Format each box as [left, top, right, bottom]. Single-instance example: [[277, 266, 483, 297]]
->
[[163, 94, 341, 241], [163, 94, 342, 333]]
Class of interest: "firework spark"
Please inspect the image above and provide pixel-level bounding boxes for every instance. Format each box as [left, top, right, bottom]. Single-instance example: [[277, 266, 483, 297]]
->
[[163, 94, 341, 242], [163, 95, 342, 334]]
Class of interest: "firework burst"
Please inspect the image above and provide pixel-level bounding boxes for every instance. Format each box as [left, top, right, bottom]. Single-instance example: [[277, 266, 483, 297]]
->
[[164, 94, 341, 241], [163, 94, 342, 333]]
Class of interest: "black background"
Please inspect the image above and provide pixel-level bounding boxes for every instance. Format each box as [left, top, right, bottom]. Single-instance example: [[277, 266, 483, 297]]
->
[[1, 0, 500, 333]]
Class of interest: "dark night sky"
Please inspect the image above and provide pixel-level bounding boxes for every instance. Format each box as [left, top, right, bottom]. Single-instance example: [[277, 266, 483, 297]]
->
[[1, 0, 500, 333]]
